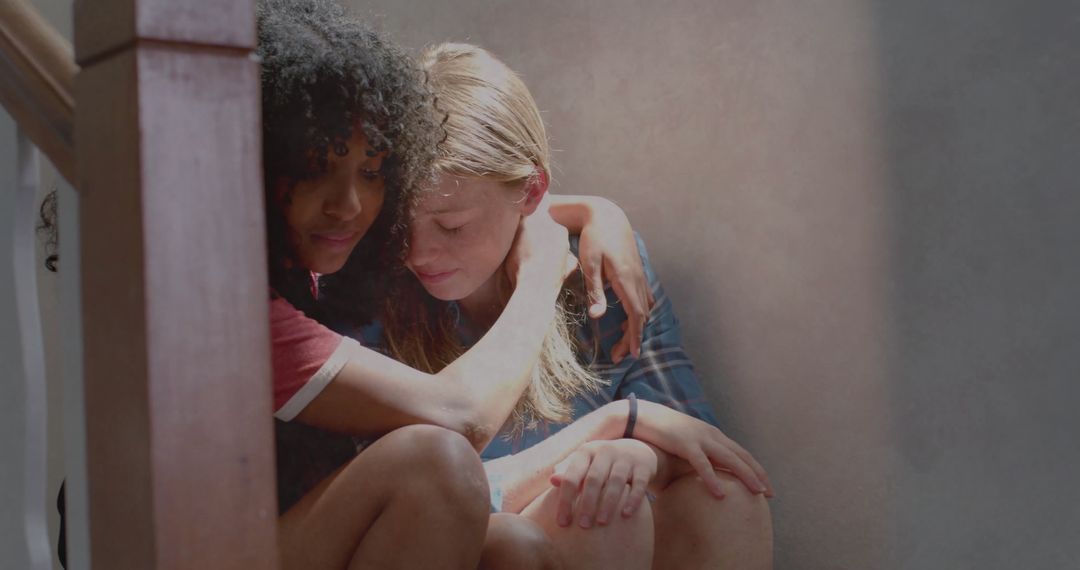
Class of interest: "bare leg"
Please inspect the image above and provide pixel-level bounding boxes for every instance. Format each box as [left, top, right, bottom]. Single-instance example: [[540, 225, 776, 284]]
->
[[521, 486, 653, 570], [480, 513, 562, 570], [278, 425, 490, 570], [651, 470, 773, 569]]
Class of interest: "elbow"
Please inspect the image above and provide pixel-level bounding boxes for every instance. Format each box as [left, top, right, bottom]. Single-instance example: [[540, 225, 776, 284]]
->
[[442, 415, 494, 452], [436, 395, 497, 451], [459, 420, 495, 452]]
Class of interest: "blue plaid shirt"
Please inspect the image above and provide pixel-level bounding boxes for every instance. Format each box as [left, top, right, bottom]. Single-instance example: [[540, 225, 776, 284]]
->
[[478, 233, 719, 460]]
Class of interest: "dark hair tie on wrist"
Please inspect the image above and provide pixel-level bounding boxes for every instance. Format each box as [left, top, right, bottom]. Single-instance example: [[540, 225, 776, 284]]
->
[[623, 393, 638, 438]]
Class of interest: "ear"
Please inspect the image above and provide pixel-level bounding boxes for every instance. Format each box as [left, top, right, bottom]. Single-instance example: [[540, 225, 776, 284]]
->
[[521, 168, 549, 215]]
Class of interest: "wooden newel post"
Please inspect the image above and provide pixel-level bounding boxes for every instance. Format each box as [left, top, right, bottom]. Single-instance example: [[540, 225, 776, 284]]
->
[[74, 1, 279, 568]]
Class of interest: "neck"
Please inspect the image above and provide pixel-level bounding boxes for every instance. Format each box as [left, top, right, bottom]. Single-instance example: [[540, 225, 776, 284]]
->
[[457, 268, 507, 332]]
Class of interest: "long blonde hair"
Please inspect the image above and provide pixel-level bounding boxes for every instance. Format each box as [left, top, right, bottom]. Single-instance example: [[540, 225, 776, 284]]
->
[[383, 42, 605, 436]]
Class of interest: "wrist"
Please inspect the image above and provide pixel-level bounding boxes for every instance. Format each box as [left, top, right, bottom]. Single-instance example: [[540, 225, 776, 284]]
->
[[622, 393, 638, 438], [598, 400, 631, 440], [548, 194, 604, 233]]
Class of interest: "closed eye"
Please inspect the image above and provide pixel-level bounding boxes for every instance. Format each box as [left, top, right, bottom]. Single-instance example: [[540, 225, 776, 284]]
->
[[437, 222, 465, 235]]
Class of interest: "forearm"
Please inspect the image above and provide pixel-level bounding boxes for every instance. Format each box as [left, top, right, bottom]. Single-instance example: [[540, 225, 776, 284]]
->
[[438, 273, 562, 448], [483, 400, 629, 513], [548, 194, 617, 234]]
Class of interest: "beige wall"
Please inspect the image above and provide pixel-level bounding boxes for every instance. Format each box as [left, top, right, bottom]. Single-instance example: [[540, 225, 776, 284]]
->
[[18, 1, 1079, 568], [356, 0, 1080, 568], [356, 0, 895, 566]]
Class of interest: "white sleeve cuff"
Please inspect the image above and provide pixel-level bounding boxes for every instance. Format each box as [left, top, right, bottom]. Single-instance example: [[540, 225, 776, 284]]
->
[[274, 336, 361, 422]]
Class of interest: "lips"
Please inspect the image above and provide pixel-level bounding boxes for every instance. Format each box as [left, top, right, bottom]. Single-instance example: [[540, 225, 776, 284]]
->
[[310, 230, 360, 251], [414, 269, 458, 284]]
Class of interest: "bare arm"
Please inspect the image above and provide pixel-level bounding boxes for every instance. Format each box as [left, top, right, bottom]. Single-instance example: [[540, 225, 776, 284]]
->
[[482, 400, 630, 513], [547, 193, 613, 233], [547, 194, 654, 358], [296, 202, 570, 450]]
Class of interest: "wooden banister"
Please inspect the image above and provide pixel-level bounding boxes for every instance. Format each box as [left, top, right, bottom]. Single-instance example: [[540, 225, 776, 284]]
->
[[0, 0, 77, 185]]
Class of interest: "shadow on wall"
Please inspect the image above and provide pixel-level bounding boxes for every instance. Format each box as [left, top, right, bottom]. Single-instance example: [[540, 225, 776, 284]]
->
[[872, 0, 1080, 568]]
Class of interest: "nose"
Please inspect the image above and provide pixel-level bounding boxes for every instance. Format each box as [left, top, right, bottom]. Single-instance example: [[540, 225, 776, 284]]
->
[[323, 178, 363, 221], [406, 225, 441, 269]]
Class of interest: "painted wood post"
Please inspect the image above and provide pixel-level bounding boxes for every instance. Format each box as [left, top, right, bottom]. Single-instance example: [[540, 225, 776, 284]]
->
[[73, 0, 279, 568]]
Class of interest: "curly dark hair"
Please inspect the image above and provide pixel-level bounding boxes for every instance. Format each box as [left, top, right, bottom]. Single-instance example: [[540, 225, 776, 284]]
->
[[259, 0, 440, 327]]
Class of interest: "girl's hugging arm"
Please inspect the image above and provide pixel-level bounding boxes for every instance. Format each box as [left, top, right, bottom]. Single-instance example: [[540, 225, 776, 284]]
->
[[547, 194, 655, 357], [275, 202, 571, 451]]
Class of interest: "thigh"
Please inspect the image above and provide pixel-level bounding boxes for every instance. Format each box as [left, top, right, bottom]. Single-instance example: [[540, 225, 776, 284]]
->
[[277, 424, 487, 570], [277, 443, 400, 570], [480, 513, 562, 570]]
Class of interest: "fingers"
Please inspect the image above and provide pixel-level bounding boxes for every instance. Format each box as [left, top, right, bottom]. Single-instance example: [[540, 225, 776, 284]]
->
[[564, 251, 581, 282], [688, 451, 726, 499], [610, 280, 647, 359], [575, 452, 614, 528], [581, 254, 608, 319], [621, 469, 650, 518], [611, 320, 631, 364], [704, 440, 768, 496], [718, 435, 775, 497], [595, 460, 630, 525], [552, 452, 591, 527]]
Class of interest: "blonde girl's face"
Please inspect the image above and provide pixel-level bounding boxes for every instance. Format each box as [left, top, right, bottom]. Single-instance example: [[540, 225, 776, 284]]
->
[[405, 174, 525, 301]]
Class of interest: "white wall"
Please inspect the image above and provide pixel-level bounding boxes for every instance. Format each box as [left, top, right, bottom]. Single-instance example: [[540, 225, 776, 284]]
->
[[26, 3, 72, 569]]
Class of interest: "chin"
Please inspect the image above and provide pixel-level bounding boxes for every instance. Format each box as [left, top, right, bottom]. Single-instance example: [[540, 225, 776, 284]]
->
[[423, 287, 463, 302], [415, 281, 466, 302], [305, 255, 349, 275]]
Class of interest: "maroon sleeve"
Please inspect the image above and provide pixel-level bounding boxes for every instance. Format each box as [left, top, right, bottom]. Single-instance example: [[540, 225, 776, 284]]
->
[[269, 297, 358, 420]]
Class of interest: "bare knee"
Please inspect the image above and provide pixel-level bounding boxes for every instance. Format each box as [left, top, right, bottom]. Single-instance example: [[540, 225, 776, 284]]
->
[[481, 514, 561, 570], [673, 470, 772, 530], [372, 425, 490, 521], [525, 488, 654, 570], [656, 469, 773, 563]]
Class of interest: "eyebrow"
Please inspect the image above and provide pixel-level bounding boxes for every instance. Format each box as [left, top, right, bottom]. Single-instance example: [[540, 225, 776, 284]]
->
[[417, 202, 479, 216]]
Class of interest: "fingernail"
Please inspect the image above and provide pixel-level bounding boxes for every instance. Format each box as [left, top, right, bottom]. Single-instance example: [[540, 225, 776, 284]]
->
[[596, 514, 608, 525], [579, 514, 593, 528], [558, 514, 571, 527]]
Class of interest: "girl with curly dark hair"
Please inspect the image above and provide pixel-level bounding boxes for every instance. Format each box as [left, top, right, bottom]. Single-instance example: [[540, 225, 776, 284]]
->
[[256, 2, 657, 569], [53, 0, 655, 567]]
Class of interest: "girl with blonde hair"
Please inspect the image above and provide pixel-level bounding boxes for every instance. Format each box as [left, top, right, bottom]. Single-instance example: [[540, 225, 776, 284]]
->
[[381, 42, 776, 569]]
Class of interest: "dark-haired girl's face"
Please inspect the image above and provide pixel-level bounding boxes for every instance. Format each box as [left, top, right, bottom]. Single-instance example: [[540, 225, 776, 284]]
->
[[275, 130, 386, 274]]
